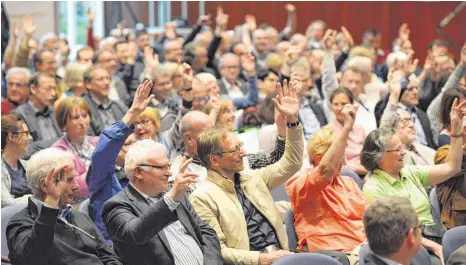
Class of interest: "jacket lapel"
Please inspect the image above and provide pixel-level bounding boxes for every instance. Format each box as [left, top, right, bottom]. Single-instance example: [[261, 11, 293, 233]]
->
[[175, 203, 201, 247], [124, 185, 173, 253], [23, 103, 40, 140]]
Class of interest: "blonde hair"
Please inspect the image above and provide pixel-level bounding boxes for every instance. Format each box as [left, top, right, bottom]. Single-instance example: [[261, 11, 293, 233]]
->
[[138, 107, 161, 131], [307, 125, 335, 163], [64, 63, 86, 89], [164, 62, 181, 78], [265, 53, 283, 70], [349, 46, 375, 61], [55, 97, 91, 130], [204, 99, 235, 125]]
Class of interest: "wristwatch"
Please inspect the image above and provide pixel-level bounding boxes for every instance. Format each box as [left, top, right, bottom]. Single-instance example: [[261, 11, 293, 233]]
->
[[286, 121, 300, 128]]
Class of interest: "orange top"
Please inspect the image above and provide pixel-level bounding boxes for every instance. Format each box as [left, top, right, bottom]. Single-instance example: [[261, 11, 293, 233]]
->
[[286, 167, 368, 252]]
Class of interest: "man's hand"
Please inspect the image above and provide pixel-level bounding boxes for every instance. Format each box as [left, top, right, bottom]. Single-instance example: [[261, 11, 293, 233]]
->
[[131, 80, 155, 113], [322, 29, 337, 51], [341, 104, 358, 131], [42, 165, 69, 208], [387, 68, 402, 104], [259, 250, 294, 265], [272, 80, 299, 122], [197, 14, 212, 27], [404, 50, 419, 76], [285, 3, 296, 13], [241, 53, 256, 76], [215, 7, 229, 33], [398, 23, 410, 41], [168, 158, 199, 201], [245, 14, 257, 32], [284, 46, 302, 67], [290, 71, 303, 95], [87, 8, 95, 24], [460, 42, 466, 68], [449, 98, 466, 136], [275, 106, 287, 138], [179, 60, 194, 89], [23, 14, 37, 36], [164, 21, 178, 40], [340, 26, 354, 51]]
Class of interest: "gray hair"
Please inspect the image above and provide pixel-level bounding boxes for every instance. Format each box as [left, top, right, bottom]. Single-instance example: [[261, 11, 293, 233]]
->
[[347, 56, 372, 74], [364, 196, 418, 255], [218, 53, 239, 69], [26, 148, 74, 199], [6, 67, 32, 83], [39, 32, 57, 49], [124, 139, 166, 180], [386, 52, 408, 69], [380, 110, 402, 130], [360, 128, 396, 171], [197, 126, 232, 168], [179, 110, 210, 135], [99, 36, 119, 51]]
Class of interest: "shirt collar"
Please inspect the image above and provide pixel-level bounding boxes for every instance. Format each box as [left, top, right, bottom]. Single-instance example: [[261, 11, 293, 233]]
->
[[90, 94, 112, 109], [28, 101, 51, 117], [373, 169, 407, 186], [374, 254, 403, 265], [129, 183, 165, 202], [398, 102, 415, 113]]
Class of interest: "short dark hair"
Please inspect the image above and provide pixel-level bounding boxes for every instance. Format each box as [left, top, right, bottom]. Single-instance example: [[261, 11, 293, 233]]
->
[[257, 68, 279, 81], [330, 87, 354, 104], [428, 39, 448, 51], [136, 29, 148, 38], [1, 114, 25, 150], [440, 87, 463, 130], [364, 196, 418, 255], [360, 128, 395, 171], [76, 46, 94, 60], [83, 64, 106, 83], [33, 48, 55, 66], [114, 40, 128, 51], [28, 72, 57, 87]]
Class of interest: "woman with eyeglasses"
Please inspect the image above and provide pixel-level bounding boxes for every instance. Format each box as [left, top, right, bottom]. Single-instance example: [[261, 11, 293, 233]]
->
[[133, 107, 169, 156], [361, 99, 466, 264], [438, 87, 466, 148], [204, 98, 237, 130], [51, 97, 98, 202], [1, 114, 33, 207]]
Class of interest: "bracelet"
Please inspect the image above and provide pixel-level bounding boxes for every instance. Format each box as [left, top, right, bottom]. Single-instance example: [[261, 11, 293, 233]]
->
[[450, 133, 463, 138], [286, 121, 300, 128]]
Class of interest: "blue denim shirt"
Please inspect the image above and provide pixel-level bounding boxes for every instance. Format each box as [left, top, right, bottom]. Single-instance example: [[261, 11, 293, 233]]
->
[[88, 120, 133, 242]]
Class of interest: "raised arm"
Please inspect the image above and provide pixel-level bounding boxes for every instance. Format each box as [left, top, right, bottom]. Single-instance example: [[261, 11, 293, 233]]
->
[[427, 99, 465, 186], [321, 29, 339, 103], [279, 4, 297, 41], [2, 22, 19, 71], [183, 15, 211, 47], [12, 15, 36, 68], [232, 53, 259, 109]]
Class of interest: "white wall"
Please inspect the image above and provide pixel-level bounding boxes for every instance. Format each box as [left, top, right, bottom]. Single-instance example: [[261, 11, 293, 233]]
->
[[3, 1, 56, 41]]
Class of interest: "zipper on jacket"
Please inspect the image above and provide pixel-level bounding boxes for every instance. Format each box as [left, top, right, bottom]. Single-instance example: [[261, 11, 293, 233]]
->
[[65, 222, 96, 239]]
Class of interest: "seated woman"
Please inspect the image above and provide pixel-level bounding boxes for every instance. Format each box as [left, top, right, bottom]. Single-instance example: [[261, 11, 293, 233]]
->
[[133, 106, 169, 155], [52, 97, 98, 201], [329, 87, 368, 176], [204, 98, 237, 130], [286, 104, 368, 256], [434, 144, 466, 228], [54, 63, 87, 108], [438, 87, 466, 147], [362, 98, 465, 264], [1, 114, 33, 207]]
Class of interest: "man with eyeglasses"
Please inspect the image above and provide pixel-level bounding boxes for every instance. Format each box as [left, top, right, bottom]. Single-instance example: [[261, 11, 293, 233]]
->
[[82, 65, 129, 135], [13, 72, 62, 142], [101, 82, 223, 264], [2, 67, 31, 115], [362, 196, 424, 265], [190, 80, 303, 264], [218, 53, 249, 97]]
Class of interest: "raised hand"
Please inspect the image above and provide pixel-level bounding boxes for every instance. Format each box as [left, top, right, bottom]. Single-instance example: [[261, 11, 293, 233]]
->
[[11, 22, 20, 39], [387, 69, 403, 102], [322, 29, 337, 51], [23, 14, 37, 36], [449, 98, 466, 136], [341, 104, 358, 130], [87, 8, 95, 23], [285, 3, 296, 13], [198, 14, 212, 27], [404, 50, 419, 75], [398, 23, 410, 41], [241, 53, 256, 76], [131, 80, 155, 113], [179, 60, 193, 89], [460, 42, 466, 67], [272, 80, 299, 122], [340, 26, 354, 50], [164, 21, 178, 40], [290, 71, 303, 94], [245, 14, 257, 32], [42, 165, 69, 208], [168, 157, 199, 201], [423, 54, 434, 73], [284, 46, 302, 66], [215, 7, 229, 31]]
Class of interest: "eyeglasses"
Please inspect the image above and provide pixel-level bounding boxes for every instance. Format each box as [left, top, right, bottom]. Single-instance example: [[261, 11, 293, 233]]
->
[[12, 131, 30, 137], [193, 96, 210, 102], [386, 144, 407, 153], [221, 65, 239, 71], [399, 117, 415, 127], [7, 82, 28, 88], [135, 119, 152, 127], [139, 163, 171, 172], [218, 143, 244, 156]]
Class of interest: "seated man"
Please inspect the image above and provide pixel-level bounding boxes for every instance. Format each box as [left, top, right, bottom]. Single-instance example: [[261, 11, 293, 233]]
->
[[189, 81, 303, 264], [6, 148, 122, 265], [102, 140, 222, 265], [286, 104, 367, 263], [83, 65, 128, 135], [2, 67, 31, 115], [363, 196, 423, 265]]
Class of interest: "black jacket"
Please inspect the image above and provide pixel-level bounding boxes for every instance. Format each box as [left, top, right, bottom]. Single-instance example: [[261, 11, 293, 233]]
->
[[102, 184, 223, 265], [12, 102, 62, 142], [83, 93, 128, 136], [6, 198, 122, 265]]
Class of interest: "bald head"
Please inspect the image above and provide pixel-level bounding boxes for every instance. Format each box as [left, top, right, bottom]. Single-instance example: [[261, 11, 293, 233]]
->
[[180, 111, 213, 156]]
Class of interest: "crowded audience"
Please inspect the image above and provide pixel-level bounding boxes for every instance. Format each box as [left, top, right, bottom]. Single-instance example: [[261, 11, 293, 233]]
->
[[2, 4, 466, 265]]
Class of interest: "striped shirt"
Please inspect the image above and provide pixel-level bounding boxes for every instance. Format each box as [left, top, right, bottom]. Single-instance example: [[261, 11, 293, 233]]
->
[[130, 184, 203, 265]]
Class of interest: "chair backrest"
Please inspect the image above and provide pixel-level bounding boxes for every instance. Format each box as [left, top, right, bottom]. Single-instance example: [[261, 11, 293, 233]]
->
[[1, 204, 27, 257], [272, 253, 341, 265], [429, 187, 442, 224], [284, 209, 298, 249], [442, 225, 466, 262], [79, 198, 90, 217]]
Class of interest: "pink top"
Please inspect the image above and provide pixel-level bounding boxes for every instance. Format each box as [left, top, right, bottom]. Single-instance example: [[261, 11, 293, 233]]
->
[[329, 120, 366, 172]]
